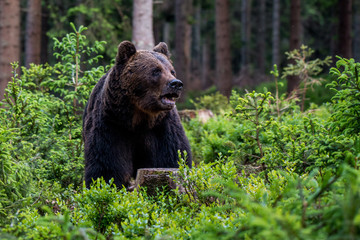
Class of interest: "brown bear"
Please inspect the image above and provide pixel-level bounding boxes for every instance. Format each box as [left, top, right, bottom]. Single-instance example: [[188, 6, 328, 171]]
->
[[82, 41, 192, 189]]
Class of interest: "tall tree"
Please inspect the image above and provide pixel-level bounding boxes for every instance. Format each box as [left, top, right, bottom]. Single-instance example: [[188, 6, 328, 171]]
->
[[287, 0, 301, 94], [354, 0, 360, 61], [337, 0, 352, 58], [174, 0, 192, 94], [41, 2, 50, 63], [0, 0, 21, 99], [241, 0, 252, 67], [257, 0, 266, 74], [215, 0, 232, 97], [192, 4, 202, 76], [132, 0, 154, 50], [25, 0, 42, 67], [272, 0, 280, 68], [201, 41, 211, 89]]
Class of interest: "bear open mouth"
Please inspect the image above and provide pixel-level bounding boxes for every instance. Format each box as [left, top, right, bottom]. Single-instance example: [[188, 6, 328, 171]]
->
[[161, 93, 179, 106]]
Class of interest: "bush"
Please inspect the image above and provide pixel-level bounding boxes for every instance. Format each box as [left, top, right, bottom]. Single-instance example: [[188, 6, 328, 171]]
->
[[329, 57, 360, 135], [2, 28, 360, 240], [0, 24, 105, 226]]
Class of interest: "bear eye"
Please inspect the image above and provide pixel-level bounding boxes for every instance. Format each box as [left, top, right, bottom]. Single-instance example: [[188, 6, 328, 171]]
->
[[152, 68, 162, 77], [171, 70, 176, 76]]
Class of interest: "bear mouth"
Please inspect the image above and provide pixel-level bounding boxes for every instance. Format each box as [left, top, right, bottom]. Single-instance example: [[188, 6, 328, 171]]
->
[[160, 93, 179, 106]]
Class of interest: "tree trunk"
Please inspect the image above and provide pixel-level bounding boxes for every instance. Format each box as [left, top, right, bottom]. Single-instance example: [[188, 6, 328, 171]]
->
[[338, 0, 352, 58], [162, 22, 170, 45], [192, 5, 201, 74], [75, 0, 85, 27], [215, 0, 232, 97], [134, 168, 182, 195], [286, 0, 301, 94], [272, 0, 280, 68], [354, 1, 360, 61], [0, 0, 21, 100], [257, 0, 266, 74], [132, 0, 154, 50], [25, 0, 42, 67], [175, 0, 192, 95], [201, 41, 211, 89], [41, 3, 49, 64], [241, 0, 252, 67]]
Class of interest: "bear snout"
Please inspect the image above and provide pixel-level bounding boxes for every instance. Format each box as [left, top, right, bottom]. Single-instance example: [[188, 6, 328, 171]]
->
[[168, 79, 183, 91]]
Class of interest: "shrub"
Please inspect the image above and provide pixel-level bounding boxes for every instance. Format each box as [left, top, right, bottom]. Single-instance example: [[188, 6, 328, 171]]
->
[[0, 24, 106, 226], [2, 27, 360, 240], [329, 57, 360, 135]]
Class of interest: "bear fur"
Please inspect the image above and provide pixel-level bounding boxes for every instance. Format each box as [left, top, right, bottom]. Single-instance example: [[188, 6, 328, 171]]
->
[[83, 41, 192, 189]]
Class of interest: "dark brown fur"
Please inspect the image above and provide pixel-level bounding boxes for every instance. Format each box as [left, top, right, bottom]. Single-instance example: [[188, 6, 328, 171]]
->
[[83, 41, 192, 188]]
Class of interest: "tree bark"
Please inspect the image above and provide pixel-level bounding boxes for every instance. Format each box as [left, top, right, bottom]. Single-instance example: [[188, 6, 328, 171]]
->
[[257, 0, 266, 74], [272, 0, 280, 68], [286, 0, 301, 94], [201, 40, 211, 89], [192, 5, 201, 75], [241, 0, 252, 67], [135, 168, 182, 195], [175, 0, 192, 95], [354, 0, 360, 61], [215, 0, 232, 97], [0, 0, 21, 100], [337, 0, 352, 58], [25, 0, 42, 67], [132, 0, 155, 50], [41, 3, 49, 64]]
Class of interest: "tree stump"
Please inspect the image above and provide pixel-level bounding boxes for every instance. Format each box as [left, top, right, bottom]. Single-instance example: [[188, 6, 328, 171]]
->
[[134, 168, 181, 196]]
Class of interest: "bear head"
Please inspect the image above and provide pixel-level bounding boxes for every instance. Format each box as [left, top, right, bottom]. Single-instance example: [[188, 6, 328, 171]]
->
[[115, 41, 183, 115]]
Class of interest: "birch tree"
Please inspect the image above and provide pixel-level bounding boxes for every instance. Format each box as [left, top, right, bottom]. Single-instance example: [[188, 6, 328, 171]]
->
[[132, 0, 154, 50]]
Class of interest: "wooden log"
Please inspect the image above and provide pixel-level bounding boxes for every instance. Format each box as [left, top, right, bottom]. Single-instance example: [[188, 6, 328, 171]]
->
[[134, 168, 181, 195]]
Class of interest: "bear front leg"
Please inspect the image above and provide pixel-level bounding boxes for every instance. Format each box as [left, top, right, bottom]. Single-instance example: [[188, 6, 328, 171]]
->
[[84, 135, 134, 189]]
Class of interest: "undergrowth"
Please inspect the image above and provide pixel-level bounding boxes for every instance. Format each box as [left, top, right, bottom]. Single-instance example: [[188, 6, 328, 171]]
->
[[1, 26, 360, 239]]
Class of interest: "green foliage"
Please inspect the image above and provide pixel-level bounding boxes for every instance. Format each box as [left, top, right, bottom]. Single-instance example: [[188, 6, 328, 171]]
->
[[74, 179, 122, 236], [2, 208, 97, 240], [282, 45, 332, 111], [0, 64, 37, 225], [176, 154, 238, 206], [0, 25, 105, 225], [329, 57, 360, 135], [2, 27, 360, 240], [47, 0, 132, 63], [184, 115, 238, 164], [184, 85, 357, 176], [230, 91, 274, 161], [191, 91, 230, 114], [46, 23, 106, 111]]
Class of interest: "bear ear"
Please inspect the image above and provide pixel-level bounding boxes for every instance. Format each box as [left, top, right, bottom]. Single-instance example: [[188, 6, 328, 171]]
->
[[153, 42, 171, 59], [116, 41, 137, 66]]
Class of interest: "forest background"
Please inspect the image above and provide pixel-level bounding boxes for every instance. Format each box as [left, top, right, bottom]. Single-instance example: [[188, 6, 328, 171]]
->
[[0, 0, 358, 100]]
